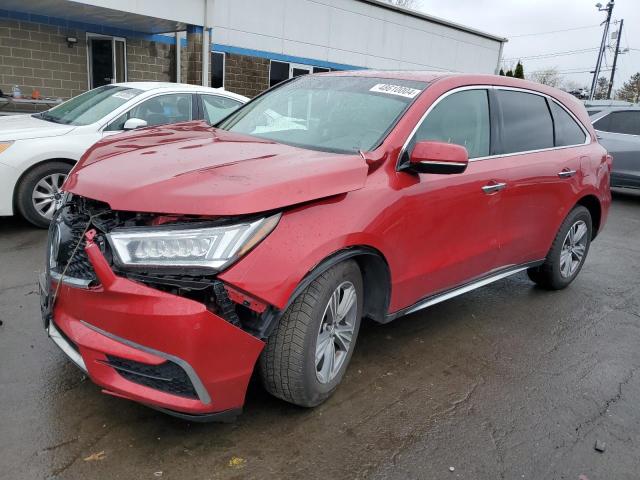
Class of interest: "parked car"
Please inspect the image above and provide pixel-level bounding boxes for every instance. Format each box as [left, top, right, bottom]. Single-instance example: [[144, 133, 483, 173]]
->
[[589, 107, 640, 189], [41, 72, 611, 421], [0, 83, 247, 227]]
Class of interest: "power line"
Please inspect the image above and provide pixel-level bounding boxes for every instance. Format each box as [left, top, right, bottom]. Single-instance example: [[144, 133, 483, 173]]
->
[[507, 24, 600, 38], [502, 47, 599, 62]]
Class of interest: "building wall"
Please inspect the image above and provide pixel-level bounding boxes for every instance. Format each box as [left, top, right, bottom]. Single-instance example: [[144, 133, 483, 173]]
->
[[211, 0, 504, 73], [0, 17, 175, 111], [0, 18, 88, 102], [224, 53, 269, 98]]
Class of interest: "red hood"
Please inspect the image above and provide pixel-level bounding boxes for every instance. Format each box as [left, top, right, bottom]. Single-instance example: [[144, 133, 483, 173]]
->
[[65, 121, 368, 216]]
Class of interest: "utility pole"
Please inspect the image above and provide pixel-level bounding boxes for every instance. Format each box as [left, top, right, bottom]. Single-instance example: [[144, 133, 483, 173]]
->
[[589, 1, 614, 100], [607, 19, 624, 99]]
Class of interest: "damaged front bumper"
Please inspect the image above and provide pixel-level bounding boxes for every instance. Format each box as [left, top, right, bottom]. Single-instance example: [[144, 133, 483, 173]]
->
[[42, 232, 266, 420]]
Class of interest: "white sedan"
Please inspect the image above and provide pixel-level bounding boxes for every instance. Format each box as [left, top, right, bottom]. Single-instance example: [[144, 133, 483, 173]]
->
[[0, 82, 247, 227]]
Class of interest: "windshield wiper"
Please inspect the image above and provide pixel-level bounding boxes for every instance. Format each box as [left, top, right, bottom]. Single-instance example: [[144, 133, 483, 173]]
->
[[35, 112, 69, 124]]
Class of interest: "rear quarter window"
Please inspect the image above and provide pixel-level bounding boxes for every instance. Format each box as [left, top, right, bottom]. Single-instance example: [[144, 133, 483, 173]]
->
[[549, 101, 587, 146], [497, 90, 554, 154]]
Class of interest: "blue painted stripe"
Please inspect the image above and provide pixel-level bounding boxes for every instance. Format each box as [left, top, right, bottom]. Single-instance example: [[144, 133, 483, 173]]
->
[[212, 44, 365, 71]]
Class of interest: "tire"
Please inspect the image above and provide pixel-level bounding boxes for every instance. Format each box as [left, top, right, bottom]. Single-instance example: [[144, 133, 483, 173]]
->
[[527, 205, 593, 290], [15, 161, 71, 228], [259, 260, 363, 407]]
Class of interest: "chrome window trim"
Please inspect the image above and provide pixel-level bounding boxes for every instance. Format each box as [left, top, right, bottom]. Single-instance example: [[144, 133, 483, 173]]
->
[[80, 320, 212, 405], [397, 84, 591, 169]]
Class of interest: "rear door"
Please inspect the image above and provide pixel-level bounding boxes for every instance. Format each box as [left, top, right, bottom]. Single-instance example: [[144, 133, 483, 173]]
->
[[494, 89, 589, 266], [593, 111, 640, 188]]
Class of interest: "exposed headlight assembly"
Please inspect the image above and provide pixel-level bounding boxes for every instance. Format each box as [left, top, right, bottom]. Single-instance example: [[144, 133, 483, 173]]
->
[[107, 214, 280, 272]]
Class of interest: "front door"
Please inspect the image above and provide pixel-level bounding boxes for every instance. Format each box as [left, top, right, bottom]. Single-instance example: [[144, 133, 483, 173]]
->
[[394, 88, 503, 309], [88, 35, 127, 89]]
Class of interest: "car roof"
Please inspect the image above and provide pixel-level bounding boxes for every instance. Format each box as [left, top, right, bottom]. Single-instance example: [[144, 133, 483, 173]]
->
[[111, 82, 248, 102]]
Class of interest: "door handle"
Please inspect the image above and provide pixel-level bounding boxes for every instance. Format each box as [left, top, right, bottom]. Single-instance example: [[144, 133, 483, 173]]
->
[[557, 169, 577, 178], [482, 182, 507, 194]]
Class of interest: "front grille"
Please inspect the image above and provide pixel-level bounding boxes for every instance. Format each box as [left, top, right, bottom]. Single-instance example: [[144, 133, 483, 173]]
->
[[105, 355, 199, 400]]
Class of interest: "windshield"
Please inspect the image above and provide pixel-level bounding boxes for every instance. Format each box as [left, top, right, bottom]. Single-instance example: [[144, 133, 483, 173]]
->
[[37, 85, 143, 126], [218, 76, 427, 153]]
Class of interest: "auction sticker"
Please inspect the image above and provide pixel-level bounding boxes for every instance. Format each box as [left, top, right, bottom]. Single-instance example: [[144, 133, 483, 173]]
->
[[369, 83, 421, 98]]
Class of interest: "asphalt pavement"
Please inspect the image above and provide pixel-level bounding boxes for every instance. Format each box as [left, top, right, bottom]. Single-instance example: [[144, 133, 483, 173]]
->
[[1, 190, 639, 480]]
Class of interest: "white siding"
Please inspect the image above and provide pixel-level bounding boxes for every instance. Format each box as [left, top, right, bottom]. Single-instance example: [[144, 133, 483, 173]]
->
[[211, 0, 503, 73]]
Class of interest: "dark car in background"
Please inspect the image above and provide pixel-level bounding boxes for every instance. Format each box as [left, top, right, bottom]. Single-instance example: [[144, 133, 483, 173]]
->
[[590, 107, 640, 189]]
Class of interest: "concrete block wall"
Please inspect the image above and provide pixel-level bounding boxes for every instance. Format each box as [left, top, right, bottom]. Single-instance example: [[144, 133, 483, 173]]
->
[[0, 18, 176, 112], [0, 18, 88, 105], [224, 53, 269, 98], [126, 38, 175, 83]]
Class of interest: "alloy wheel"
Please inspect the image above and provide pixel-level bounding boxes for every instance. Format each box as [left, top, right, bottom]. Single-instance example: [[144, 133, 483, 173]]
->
[[32, 173, 66, 220], [560, 220, 588, 278], [315, 281, 358, 384]]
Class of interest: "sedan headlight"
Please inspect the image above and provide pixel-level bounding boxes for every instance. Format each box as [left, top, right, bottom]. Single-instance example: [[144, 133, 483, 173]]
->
[[107, 214, 280, 271]]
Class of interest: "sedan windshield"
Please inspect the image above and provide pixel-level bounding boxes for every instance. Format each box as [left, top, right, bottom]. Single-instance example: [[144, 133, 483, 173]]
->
[[37, 85, 143, 126], [218, 76, 427, 153]]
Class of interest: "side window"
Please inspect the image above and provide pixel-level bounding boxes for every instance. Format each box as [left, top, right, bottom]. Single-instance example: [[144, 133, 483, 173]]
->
[[202, 95, 243, 124], [594, 111, 640, 135], [549, 101, 586, 146], [498, 90, 554, 153], [106, 94, 193, 131], [410, 89, 490, 159]]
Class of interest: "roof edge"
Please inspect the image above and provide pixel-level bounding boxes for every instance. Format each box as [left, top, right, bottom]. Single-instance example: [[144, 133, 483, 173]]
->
[[356, 0, 508, 43]]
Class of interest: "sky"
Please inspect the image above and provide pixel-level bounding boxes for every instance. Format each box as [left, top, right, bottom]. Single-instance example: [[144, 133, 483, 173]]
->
[[413, 0, 639, 92]]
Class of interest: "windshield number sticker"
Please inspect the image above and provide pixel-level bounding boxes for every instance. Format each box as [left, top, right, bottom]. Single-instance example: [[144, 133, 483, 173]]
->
[[369, 84, 421, 99], [112, 91, 136, 100]]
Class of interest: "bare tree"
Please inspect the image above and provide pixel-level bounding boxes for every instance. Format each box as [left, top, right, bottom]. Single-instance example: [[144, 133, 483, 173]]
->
[[528, 68, 562, 88], [381, 0, 418, 9]]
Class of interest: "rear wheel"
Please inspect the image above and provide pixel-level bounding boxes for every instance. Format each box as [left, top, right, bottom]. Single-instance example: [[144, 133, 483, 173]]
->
[[16, 162, 71, 228], [527, 205, 592, 290], [259, 260, 363, 407]]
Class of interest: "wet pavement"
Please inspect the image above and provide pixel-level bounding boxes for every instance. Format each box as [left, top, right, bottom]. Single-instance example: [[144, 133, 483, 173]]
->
[[1, 190, 639, 480]]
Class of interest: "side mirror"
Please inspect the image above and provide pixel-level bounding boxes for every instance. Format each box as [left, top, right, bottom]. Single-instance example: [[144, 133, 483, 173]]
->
[[405, 141, 469, 174], [123, 118, 148, 131]]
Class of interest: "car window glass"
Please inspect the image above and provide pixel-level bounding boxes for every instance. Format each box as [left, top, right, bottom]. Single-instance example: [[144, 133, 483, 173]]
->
[[410, 89, 490, 159], [498, 90, 554, 153], [549, 102, 586, 146], [202, 95, 242, 124], [106, 93, 193, 131], [594, 111, 640, 135]]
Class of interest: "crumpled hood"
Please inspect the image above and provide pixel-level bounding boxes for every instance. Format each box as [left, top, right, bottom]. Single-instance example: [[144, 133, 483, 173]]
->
[[65, 121, 369, 216], [0, 114, 76, 141]]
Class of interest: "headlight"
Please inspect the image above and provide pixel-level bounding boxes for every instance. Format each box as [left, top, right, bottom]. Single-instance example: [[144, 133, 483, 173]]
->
[[107, 214, 280, 271], [0, 142, 13, 155]]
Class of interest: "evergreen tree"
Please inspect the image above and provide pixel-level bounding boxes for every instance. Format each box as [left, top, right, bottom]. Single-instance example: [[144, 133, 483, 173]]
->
[[505, 70, 514, 77], [616, 72, 640, 103], [594, 76, 609, 100], [499, 68, 505, 76], [514, 61, 524, 79]]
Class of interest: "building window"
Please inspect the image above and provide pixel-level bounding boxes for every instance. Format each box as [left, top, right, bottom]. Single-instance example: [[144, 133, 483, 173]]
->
[[212, 52, 225, 88], [269, 61, 334, 88]]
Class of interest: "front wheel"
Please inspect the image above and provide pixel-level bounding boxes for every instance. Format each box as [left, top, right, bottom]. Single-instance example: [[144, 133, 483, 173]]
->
[[259, 260, 363, 407], [16, 161, 71, 228], [527, 205, 593, 290]]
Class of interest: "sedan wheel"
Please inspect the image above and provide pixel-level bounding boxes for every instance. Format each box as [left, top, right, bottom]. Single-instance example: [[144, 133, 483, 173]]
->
[[32, 173, 67, 221], [559, 220, 588, 278], [16, 161, 72, 228]]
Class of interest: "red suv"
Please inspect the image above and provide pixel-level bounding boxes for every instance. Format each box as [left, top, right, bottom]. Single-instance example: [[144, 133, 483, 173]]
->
[[42, 72, 611, 421]]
